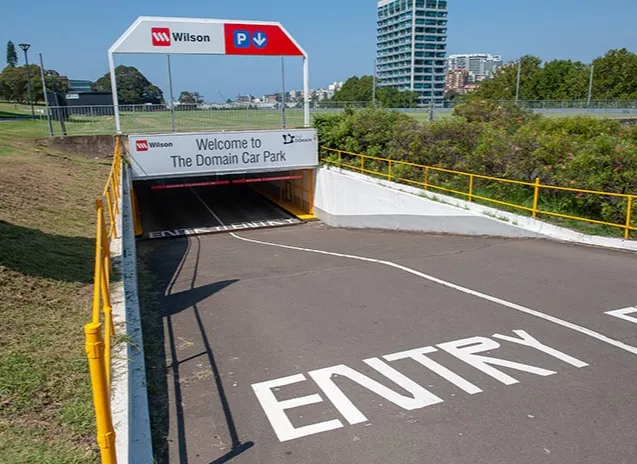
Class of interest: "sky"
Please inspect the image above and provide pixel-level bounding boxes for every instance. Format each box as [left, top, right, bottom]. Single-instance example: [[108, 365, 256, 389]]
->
[[2, 0, 636, 101]]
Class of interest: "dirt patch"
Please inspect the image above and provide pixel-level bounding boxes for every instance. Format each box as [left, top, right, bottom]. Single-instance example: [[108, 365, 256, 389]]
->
[[42, 135, 125, 159]]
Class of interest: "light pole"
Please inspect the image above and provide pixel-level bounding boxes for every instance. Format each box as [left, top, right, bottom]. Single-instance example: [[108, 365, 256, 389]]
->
[[587, 64, 595, 108], [19, 43, 35, 119], [515, 59, 522, 104]]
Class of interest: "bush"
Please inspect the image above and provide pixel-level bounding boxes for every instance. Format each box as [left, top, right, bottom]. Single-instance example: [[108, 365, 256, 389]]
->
[[315, 105, 637, 233]]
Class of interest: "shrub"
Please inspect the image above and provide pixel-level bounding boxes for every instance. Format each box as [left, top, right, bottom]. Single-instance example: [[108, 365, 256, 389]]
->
[[315, 106, 637, 233]]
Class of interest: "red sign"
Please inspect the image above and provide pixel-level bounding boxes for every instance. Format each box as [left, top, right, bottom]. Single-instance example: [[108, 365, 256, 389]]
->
[[224, 24, 303, 56], [151, 28, 171, 47], [136, 140, 149, 151], [150, 175, 303, 190]]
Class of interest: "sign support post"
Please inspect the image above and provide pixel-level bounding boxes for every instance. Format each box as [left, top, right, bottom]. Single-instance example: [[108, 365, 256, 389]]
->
[[303, 56, 310, 127], [109, 51, 122, 134], [280, 57, 286, 129], [167, 54, 176, 132]]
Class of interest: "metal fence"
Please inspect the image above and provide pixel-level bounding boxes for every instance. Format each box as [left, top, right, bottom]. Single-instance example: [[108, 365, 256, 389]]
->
[[28, 100, 637, 137], [321, 147, 637, 240], [85, 138, 122, 464]]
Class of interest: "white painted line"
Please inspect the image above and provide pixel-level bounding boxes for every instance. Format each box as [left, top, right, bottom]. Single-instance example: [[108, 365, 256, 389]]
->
[[605, 307, 637, 324], [229, 233, 637, 356], [190, 187, 226, 226], [165, 237, 192, 296]]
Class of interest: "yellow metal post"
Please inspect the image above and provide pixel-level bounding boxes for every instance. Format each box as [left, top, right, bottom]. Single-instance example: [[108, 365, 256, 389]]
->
[[626, 196, 633, 240], [425, 167, 430, 190], [532, 178, 541, 218], [130, 186, 144, 237], [308, 169, 315, 215], [84, 323, 117, 464], [105, 189, 117, 240], [469, 175, 474, 202], [98, 201, 112, 278], [110, 176, 120, 215], [92, 203, 104, 324], [338, 150, 342, 166], [360, 156, 364, 173], [388, 160, 392, 181]]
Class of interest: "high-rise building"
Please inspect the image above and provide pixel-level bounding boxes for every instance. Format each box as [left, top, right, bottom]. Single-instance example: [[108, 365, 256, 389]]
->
[[447, 54, 503, 81], [376, 0, 448, 105]]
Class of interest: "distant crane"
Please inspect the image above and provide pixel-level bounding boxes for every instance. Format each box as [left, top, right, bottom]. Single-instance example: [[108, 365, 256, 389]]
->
[[217, 90, 229, 103]]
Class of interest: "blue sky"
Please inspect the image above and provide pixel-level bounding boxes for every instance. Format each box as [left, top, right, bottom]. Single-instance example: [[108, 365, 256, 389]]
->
[[2, 0, 636, 101]]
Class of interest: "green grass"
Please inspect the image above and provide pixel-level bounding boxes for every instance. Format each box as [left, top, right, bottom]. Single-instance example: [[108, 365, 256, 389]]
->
[[0, 108, 310, 137], [2, 103, 636, 138], [0, 101, 44, 118], [0, 133, 111, 463]]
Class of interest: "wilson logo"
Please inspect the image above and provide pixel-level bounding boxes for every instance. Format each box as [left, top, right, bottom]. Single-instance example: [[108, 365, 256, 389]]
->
[[151, 27, 211, 46], [151, 28, 171, 46], [136, 140, 174, 151]]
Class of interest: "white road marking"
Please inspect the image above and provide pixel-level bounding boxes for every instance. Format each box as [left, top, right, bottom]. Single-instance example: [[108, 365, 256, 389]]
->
[[384, 346, 482, 395], [190, 187, 227, 225], [492, 330, 588, 368], [438, 337, 557, 385], [251, 374, 343, 442], [605, 307, 637, 325], [308, 360, 443, 426], [229, 232, 637, 356], [252, 330, 589, 442]]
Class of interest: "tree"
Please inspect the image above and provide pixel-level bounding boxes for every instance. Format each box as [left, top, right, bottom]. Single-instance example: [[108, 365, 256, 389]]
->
[[331, 75, 419, 108], [332, 76, 375, 102], [178, 91, 195, 104], [6, 41, 18, 67], [178, 91, 204, 104], [92, 66, 163, 104], [470, 55, 542, 101], [469, 50, 637, 102], [591, 48, 637, 100], [377, 87, 419, 108], [0, 64, 69, 103], [534, 59, 589, 100]]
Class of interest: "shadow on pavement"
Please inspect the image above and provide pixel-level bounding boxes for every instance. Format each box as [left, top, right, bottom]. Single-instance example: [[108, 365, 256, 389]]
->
[[138, 235, 254, 464]]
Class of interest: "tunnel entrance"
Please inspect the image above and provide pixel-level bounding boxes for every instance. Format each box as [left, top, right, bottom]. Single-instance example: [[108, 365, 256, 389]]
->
[[126, 128, 319, 239], [134, 170, 314, 239]]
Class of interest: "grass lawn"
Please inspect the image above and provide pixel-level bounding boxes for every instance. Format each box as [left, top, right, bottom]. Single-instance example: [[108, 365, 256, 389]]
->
[[0, 101, 43, 118], [0, 132, 111, 463]]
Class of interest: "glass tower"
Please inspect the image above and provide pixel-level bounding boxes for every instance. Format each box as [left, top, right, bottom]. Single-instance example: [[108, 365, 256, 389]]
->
[[376, 0, 448, 105]]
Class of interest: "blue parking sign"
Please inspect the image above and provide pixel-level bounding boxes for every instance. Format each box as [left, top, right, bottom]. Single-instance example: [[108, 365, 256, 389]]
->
[[233, 30, 250, 48]]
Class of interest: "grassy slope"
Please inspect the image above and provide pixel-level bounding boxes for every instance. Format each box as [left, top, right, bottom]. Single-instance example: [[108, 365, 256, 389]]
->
[[0, 131, 111, 463]]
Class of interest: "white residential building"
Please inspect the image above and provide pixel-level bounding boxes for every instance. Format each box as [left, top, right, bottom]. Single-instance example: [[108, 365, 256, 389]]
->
[[447, 53, 503, 80]]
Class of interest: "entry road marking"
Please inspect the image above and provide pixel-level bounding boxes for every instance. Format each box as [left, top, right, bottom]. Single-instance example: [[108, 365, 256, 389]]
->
[[605, 307, 637, 324], [253, 329, 588, 442], [229, 233, 637, 356]]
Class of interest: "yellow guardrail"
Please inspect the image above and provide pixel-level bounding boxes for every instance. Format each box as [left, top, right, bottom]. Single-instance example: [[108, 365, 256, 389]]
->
[[85, 137, 122, 464], [321, 146, 636, 240]]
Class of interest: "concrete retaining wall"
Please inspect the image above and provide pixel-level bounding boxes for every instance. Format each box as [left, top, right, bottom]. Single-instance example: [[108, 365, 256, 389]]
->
[[314, 166, 637, 252], [111, 166, 153, 464]]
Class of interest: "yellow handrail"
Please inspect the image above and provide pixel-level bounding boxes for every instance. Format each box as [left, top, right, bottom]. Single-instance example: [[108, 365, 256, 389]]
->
[[85, 136, 122, 464], [321, 146, 636, 240]]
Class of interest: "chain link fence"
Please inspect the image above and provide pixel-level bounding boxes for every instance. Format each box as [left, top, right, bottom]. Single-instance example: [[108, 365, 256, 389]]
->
[[27, 100, 637, 137]]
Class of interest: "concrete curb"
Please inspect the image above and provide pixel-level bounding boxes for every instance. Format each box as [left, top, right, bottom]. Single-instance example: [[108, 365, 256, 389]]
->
[[110, 166, 154, 464], [318, 166, 637, 252]]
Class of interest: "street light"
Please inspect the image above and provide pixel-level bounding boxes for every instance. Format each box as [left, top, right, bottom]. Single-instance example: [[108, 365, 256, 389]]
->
[[18, 43, 35, 119]]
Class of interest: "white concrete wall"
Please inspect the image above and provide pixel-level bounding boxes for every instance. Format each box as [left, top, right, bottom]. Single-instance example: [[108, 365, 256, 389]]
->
[[314, 166, 637, 252]]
